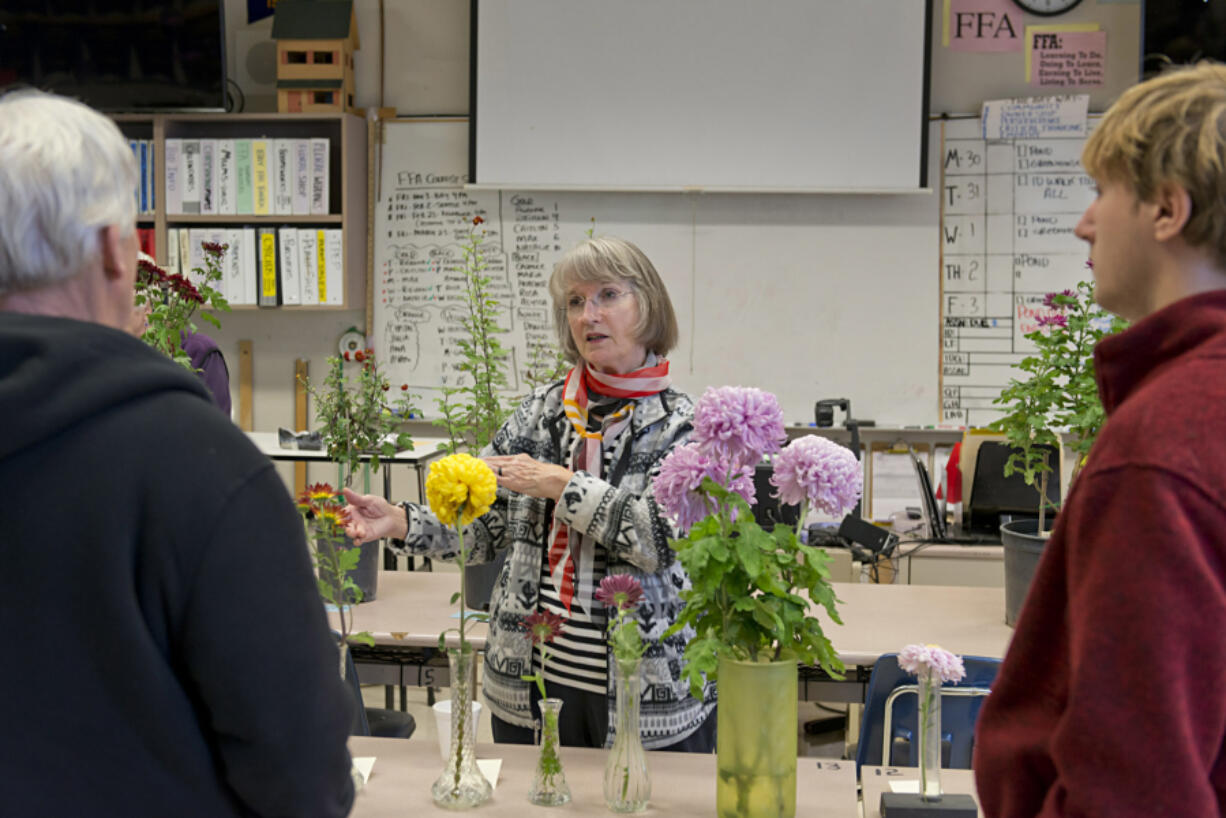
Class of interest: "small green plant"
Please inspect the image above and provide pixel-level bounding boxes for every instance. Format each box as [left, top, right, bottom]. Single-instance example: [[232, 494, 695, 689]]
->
[[301, 348, 417, 487], [134, 242, 230, 372], [989, 277, 1128, 529], [434, 215, 513, 454]]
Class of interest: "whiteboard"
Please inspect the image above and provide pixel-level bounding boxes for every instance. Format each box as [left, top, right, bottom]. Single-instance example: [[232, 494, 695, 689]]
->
[[938, 116, 1099, 427], [473, 0, 930, 192], [372, 117, 942, 427]]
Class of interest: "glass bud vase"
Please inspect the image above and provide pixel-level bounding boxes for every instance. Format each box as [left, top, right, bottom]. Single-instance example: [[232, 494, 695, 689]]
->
[[432, 647, 492, 810], [527, 697, 571, 806], [603, 658, 650, 813], [918, 668, 943, 801]]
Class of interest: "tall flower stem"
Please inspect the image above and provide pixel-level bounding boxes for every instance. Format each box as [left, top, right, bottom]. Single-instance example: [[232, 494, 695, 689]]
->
[[918, 668, 943, 801], [454, 503, 469, 790]]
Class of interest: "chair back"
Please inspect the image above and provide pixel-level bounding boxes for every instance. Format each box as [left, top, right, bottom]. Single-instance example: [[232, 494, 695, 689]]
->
[[854, 652, 1000, 776]]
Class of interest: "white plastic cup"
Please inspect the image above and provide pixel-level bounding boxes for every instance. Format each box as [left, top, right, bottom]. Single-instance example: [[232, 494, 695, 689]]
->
[[432, 699, 483, 761]]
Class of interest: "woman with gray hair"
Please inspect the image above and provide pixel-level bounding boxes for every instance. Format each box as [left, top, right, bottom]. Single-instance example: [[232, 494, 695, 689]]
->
[[0, 89, 355, 816], [344, 236, 716, 751]]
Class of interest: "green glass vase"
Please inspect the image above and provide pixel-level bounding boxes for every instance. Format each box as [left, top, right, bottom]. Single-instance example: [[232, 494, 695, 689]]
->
[[715, 656, 798, 818]]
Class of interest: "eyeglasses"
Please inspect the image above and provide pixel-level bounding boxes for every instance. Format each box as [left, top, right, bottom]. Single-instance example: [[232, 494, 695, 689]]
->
[[566, 286, 633, 315]]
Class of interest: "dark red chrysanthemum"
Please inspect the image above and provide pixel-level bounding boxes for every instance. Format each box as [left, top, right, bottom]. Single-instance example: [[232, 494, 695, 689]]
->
[[595, 574, 644, 612], [523, 610, 566, 644]]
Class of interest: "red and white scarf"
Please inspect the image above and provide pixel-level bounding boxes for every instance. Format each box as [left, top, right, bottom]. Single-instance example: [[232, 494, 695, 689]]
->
[[547, 356, 671, 613]]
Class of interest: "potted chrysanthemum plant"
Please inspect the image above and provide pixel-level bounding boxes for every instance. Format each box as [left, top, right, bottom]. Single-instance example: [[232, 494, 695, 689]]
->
[[989, 274, 1127, 625], [134, 242, 229, 372], [294, 483, 374, 679], [654, 386, 862, 818], [300, 347, 417, 603], [425, 452, 497, 810]]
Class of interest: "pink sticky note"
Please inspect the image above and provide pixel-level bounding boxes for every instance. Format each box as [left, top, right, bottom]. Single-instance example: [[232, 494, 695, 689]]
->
[[1030, 30, 1108, 87], [948, 0, 1024, 53]]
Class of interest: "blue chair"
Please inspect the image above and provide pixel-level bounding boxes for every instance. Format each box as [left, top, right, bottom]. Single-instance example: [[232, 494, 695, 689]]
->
[[854, 653, 1000, 776], [342, 643, 417, 739]]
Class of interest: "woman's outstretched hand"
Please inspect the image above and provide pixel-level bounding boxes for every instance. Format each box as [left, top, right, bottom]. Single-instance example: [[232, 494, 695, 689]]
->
[[341, 488, 407, 544]]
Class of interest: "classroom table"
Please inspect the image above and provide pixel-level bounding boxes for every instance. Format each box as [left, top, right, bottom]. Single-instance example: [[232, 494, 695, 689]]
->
[[347, 736, 860, 817], [332, 573, 1014, 703], [861, 766, 982, 817], [247, 430, 452, 500]]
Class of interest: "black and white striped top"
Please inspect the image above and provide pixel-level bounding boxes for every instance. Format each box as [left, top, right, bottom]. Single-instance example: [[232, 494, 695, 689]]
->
[[537, 545, 608, 694], [532, 393, 625, 695]]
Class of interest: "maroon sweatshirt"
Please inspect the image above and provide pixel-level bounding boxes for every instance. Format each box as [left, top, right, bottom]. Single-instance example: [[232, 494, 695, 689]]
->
[[974, 291, 1226, 817]]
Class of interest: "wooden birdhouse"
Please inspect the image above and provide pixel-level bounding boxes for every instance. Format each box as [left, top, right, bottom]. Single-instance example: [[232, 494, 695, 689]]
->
[[272, 0, 359, 114]]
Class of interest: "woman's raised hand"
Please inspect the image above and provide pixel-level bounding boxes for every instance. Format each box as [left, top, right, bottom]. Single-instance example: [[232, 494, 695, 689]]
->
[[483, 453, 574, 502]]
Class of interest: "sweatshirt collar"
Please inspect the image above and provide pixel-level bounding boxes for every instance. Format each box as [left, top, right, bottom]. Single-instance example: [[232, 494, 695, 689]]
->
[[1095, 290, 1226, 414]]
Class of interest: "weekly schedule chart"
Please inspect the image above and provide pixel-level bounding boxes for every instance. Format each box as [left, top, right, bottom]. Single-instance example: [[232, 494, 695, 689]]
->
[[938, 110, 1097, 427]]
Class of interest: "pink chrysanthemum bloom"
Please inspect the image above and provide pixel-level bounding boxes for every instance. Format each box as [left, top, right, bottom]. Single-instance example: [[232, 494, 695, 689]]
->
[[1036, 313, 1069, 329], [595, 574, 643, 612], [769, 435, 862, 516], [691, 386, 786, 470], [1041, 289, 1077, 310], [653, 443, 755, 533], [898, 643, 965, 684]]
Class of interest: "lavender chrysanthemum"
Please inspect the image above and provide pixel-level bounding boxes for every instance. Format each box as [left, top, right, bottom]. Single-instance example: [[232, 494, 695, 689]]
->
[[769, 435, 862, 517], [653, 443, 755, 533], [691, 386, 786, 469], [898, 643, 966, 684]]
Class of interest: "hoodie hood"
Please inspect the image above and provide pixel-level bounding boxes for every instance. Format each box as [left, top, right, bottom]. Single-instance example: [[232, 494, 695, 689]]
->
[[0, 313, 211, 461]]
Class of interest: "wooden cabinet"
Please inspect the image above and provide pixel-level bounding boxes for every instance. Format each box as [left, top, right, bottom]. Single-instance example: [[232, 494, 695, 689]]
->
[[111, 113, 366, 310]]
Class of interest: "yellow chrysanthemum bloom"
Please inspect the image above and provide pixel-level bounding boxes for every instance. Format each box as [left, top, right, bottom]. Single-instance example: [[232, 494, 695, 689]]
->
[[426, 453, 498, 526]]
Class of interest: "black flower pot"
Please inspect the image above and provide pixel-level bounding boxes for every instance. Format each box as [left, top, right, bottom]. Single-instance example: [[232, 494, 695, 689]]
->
[[318, 536, 380, 604], [999, 518, 1051, 627]]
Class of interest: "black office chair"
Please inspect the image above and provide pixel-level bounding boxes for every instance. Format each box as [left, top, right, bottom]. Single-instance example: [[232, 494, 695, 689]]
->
[[342, 643, 417, 739]]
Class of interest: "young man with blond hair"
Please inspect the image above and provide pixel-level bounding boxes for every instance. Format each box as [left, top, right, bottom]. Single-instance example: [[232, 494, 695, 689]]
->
[[974, 62, 1226, 816]]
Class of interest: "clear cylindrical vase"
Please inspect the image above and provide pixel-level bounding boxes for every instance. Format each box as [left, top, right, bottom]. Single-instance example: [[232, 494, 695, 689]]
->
[[528, 697, 571, 806], [918, 669, 942, 801], [603, 659, 650, 812], [432, 647, 492, 810]]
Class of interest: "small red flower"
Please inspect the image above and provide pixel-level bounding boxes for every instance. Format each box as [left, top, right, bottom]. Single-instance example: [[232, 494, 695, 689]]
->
[[382, 384, 390, 391], [201, 241, 227, 256], [401, 384, 408, 391], [343, 351, 351, 361], [354, 350, 366, 362], [524, 610, 566, 645], [473, 216, 484, 226]]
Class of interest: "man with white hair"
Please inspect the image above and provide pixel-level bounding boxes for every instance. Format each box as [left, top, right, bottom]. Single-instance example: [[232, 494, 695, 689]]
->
[[0, 89, 356, 816]]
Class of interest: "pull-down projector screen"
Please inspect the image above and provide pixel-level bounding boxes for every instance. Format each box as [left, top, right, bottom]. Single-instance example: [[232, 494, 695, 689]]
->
[[472, 0, 932, 192]]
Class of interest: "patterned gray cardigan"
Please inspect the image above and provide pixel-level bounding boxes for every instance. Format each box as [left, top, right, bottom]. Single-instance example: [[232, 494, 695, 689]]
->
[[390, 379, 716, 749]]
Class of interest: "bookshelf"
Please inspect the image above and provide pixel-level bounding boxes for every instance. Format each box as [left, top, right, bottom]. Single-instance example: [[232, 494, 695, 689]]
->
[[111, 112, 366, 311]]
